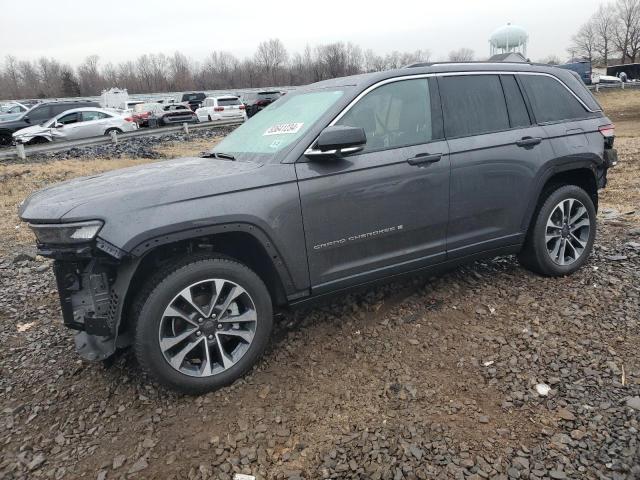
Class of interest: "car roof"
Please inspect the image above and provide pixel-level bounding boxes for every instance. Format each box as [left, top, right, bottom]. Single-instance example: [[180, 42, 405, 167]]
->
[[56, 107, 115, 115], [211, 95, 239, 100], [302, 61, 601, 111]]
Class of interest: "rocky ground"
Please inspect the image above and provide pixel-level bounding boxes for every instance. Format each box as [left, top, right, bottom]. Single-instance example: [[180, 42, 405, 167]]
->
[[1, 91, 639, 479]]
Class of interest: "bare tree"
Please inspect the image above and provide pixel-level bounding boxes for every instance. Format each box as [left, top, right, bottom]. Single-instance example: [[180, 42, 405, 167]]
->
[[448, 48, 475, 62], [570, 20, 598, 62], [592, 4, 616, 65], [613, 0, 640, 63], [539, 55, 562, 65], [254, 38, 288, 84]]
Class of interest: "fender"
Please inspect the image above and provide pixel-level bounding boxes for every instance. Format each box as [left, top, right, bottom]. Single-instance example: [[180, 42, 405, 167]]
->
[[520, 156, 601, 232], [126, 221, 299, 295]]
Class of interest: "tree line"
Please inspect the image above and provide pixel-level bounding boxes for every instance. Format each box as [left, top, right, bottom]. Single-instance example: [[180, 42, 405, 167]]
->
[[0, 40, 437, 100], [570, 0, 640, 65]]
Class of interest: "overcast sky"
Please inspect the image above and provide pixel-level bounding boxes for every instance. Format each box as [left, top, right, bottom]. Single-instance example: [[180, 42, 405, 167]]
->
[[1, 0, 605, 65]]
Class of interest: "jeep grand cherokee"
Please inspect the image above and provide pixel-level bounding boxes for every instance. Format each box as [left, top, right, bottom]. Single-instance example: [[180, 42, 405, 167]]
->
[[19, 63, 617, 394]]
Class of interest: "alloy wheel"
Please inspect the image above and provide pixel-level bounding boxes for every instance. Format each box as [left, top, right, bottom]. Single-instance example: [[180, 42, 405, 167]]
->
[[545, 198, 591, 266], [158, 278, 257, 377]]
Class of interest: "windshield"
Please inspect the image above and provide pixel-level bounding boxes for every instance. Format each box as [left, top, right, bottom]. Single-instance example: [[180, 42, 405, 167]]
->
[[212, 89, 344, 159]]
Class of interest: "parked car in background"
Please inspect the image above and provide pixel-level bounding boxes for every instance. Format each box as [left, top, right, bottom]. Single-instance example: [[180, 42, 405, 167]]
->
[[0, 100, 99, 147], [119, 100, 145, 113], [174, 92, 206, 111], [132, 103, 164, 127], [149, 104, 199, 126], [243, 90, 282, 117], [0, 102, 30, 123], [596, 75, 623, 84], [195, 96, 247, 123], [12, 108, 137, 144], [557, 60, 592, 85]]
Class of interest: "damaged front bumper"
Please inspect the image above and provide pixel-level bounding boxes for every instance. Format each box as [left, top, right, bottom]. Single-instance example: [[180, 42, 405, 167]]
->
[[43, 242, 140, 361]]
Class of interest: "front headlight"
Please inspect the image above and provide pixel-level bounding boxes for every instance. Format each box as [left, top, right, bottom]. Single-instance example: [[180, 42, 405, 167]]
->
[[29, 221, 104, 244]]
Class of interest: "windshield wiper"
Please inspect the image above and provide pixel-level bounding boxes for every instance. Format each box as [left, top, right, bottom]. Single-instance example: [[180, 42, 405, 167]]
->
[[203, 152, 236, 161]]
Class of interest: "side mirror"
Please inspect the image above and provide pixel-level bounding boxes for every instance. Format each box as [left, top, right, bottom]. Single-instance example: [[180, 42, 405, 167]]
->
[[23, 115, 30, 123], [305, 125, 366, 160], [53, 121, 63, 128]]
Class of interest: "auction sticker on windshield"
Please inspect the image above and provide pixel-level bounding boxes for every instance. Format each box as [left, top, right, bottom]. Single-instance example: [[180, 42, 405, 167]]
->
[[263, 122, 304, 136]]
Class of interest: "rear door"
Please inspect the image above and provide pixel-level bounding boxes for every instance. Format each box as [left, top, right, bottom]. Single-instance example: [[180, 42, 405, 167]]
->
[[439, 74, 549, 258], [296, 77, 450, 292], [518, 73, 602, 164], [80, 110, 112, 137]]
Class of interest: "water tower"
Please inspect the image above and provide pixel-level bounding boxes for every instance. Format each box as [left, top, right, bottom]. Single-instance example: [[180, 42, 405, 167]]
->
[[489, 23, 528, 57]]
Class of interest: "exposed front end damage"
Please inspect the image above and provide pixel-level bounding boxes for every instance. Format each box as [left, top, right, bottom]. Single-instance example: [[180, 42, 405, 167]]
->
[[41, 242, 140, 361]]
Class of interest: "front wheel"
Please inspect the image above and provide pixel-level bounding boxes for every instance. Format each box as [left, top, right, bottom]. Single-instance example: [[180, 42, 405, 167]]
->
[[134, 256, 273, 394], [519, 185, 596, 276], [104, 128, 123, 136]]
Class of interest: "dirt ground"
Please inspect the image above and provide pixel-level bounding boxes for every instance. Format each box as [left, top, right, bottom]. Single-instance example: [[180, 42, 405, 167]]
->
[[0, 90, 639, 480]]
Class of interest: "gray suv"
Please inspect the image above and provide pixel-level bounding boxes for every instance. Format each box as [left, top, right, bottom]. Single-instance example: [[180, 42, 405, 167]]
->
[[19, 63, 617, 394]]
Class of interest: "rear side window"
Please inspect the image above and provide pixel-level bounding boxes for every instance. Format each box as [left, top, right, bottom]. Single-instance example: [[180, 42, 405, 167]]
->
[[82, 111, 110, 121], [29, 105, 53, 121], [337, 78, 439, 153], [519, 75, 588, 123], [439, 75, 509, 138], [500, 75, 530, 128]]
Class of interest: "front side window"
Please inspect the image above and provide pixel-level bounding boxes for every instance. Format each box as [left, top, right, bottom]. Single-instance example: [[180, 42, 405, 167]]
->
[[212, 89, 345, 157], [519, 74, 589, 123], [439, 75, 510, 138], [56, 112, 80, 125], [336, 78, 435, 153]]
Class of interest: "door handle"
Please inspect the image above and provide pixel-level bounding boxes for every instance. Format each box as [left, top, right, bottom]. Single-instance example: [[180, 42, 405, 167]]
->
[[407, 153, 442, 166], [516, 137, 542, 148]]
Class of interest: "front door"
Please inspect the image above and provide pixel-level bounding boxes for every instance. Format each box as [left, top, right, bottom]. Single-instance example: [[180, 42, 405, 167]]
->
[[295, 77, 450, 293]]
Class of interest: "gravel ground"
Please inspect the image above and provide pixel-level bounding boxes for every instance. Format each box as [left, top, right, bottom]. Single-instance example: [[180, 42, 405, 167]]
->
[[1, 121, 639, 478], [1, 215, 639, 480]]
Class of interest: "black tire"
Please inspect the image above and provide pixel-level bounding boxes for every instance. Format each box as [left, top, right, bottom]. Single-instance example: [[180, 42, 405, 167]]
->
[[207, 115, 212, 122], [0, 133, 12, 147], [104, 128, 123, 136], [518, 184, 596, 276], [27, 136, 49, 145], [134, 256, 273, 395]]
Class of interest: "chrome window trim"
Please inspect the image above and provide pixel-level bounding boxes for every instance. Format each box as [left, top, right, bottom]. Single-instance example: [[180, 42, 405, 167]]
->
[[302, 71, 596, 157]]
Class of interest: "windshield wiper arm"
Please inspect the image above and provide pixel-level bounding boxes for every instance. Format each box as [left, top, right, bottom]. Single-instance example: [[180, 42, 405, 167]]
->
[[203, 151, 236, 161]]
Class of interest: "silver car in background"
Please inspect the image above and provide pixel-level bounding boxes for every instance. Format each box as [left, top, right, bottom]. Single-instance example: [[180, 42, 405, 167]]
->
[[12, 107, 138, 144]]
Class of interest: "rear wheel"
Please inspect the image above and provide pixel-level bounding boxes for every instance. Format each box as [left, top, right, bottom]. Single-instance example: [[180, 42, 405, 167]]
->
[[519, 184, 596, 276], [104, 128, 123, 136], [134, 256, 273, 394], [207, 115, 212, 122]]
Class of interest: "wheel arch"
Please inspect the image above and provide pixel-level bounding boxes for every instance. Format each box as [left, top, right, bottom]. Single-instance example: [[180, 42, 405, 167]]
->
[[117, 225, 294, 337], [522, 163, 599, 235]]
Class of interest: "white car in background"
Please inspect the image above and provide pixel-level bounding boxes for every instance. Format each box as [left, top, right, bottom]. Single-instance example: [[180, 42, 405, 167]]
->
[[13, 107, 137, 144], [195, 96, 247, 123], [0, 102, 29, 122]]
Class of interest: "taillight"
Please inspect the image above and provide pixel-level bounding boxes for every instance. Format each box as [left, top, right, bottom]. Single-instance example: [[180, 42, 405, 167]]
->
[[599, 124, 615, 138], [239, 105, 245, 110], [124, 117, 134, 122], [214, 107, 224, 112], [256, 100, 268, 106]]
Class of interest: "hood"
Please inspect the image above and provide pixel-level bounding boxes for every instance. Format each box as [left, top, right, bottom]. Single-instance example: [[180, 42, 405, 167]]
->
[[19, 157, 263, 222], [13, 123, 50, 140]]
